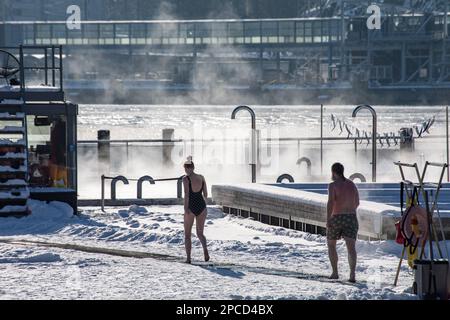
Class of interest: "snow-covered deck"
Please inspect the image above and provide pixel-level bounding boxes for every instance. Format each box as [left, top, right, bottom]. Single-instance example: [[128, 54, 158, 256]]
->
[[212, 184, 433, 240], [0, 201, 421, 299], [0, 85, 60, 92], [0, 84, 64, 102]]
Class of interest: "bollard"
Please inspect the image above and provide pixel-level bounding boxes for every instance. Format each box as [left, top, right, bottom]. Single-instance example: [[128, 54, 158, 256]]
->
[[162, 128, 175, 166], [177, 175, 184, 199], [98, 130, 110, 174]]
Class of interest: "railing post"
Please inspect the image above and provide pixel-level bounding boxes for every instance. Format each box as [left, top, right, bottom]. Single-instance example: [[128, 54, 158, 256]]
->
[[59, 45, 63, 92], [177, 175, 184, 199], [101, 174, 105, 212], [19, 45, 25, 98], [98, 130, 110, 175], [51, 45, 56, 87], [44, 47, 48, 85]]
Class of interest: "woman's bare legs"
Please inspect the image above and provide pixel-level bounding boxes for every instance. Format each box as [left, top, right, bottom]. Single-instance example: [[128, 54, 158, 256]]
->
[[184, 211, 195, 263], [195, 209, 209, 262]]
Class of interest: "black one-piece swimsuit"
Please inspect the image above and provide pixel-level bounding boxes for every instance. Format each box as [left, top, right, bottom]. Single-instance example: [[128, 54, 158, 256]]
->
[[187, 176, 206, 216]]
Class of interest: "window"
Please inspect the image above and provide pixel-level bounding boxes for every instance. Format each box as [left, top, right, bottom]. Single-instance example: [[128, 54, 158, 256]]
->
[[85, 24, 99, 45], [115, 24, 130, 45], [99, 24, 114, 45], [36, 25, 51, 45], [131, 24, 147, 44], [313, 21, 322, 42], [180, 23, 195, 44], [304, 22, 313, 43], [67, 25, 82, 45], [162, 23, 179, 44], [279, 21, 294, 43], [196, 23, 211, 44], [27, 115, 70, 189], [296, 21, 304, 43], [212, 22, 227, 44], [330, 20, 340, 41], [24, 24, 35, 45], [228, 22, 244, 44], [244, 22, 260, 44], [147, 24, 162, 45], [51, 24, 66, 45], [262, 21, 278, 43]]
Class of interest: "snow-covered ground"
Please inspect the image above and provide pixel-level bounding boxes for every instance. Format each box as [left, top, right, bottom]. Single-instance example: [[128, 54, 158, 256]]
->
[[0, 201, 422, 300]]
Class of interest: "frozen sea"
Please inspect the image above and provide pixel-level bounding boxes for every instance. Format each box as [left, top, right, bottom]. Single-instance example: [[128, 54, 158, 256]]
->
[[78, 104, 447, 140]]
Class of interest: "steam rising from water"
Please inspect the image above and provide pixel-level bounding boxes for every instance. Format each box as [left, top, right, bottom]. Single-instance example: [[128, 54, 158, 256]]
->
[[73, 3, 448, 199], [77, 104, 448, 199]]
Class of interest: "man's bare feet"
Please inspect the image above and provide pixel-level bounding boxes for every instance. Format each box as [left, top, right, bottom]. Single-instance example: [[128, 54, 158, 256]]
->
[[185, 258, 191, 264], [204, 251, 210, 262]]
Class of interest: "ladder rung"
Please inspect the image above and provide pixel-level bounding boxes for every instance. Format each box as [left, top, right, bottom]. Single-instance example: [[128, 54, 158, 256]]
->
[[0, 152, 27, 160], [0, 205, 29, 214], [0, 165, 27, 173], [0, 139, 26, 147]]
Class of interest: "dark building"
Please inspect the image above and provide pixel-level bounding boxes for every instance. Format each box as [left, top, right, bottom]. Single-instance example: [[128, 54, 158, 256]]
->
[[2, 0, 307, 21], [2, 1, 450, 105]]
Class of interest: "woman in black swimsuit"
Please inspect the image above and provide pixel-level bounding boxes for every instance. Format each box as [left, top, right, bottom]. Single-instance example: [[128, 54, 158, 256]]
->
[[182, 156, 209, 264]]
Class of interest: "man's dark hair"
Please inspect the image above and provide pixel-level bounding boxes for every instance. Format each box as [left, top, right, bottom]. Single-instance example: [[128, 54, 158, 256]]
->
[[332, 162, 345, 177]]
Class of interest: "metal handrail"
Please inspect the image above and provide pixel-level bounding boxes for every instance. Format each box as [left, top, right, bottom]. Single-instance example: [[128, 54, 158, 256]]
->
[[78, 135, 411, 145], [352, 105, 377, 182], [100, 174, 184, 211], [231, 105, 257, 183], [2, 45, 64, 93]]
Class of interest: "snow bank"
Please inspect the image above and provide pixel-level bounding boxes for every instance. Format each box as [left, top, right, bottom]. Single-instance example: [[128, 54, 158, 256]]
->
[[0, 204, 422, 299], [0, 252, 62, 264], [0, 200, 73, 236]]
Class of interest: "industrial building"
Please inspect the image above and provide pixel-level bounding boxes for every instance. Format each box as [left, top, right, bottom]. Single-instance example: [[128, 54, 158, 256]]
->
[[1, 1, 450, 104]]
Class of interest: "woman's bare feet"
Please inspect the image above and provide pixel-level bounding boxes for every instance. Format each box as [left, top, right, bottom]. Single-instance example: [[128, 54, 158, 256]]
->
[[329, 273, 339, 280], [349, 273, 356, 283]]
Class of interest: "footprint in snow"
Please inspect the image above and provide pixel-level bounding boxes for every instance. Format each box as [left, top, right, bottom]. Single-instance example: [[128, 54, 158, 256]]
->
[[127, 221, 140, 228], [118, 210, 129, 218]]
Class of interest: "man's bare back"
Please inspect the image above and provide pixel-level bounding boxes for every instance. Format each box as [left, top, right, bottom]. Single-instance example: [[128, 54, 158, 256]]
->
[[328, 178, 360, 215]]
